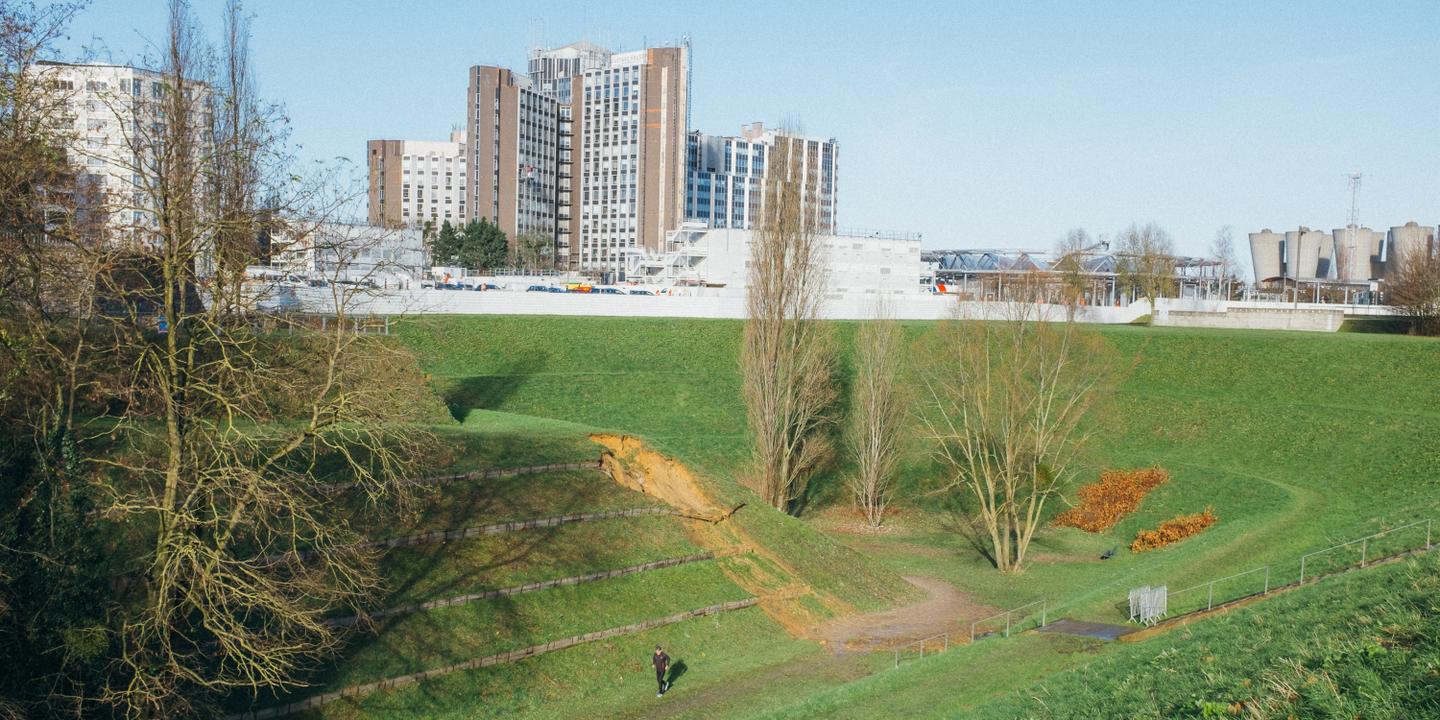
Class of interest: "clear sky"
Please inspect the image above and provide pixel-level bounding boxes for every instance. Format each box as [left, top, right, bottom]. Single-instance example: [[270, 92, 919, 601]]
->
[[62, 0, 1440, 260]]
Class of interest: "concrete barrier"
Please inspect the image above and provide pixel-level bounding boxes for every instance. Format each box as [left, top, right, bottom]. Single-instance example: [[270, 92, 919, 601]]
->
[[284, 286, 1152, 324]]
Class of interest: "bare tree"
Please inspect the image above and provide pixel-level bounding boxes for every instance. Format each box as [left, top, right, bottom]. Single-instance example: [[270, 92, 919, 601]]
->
[[1211, 225, 1240, 299], [917, 301, 1116, 572], [80, 3, 432, 714], [1389, 242, 1440, 336], [741, 131, 836, 512], [845, 301, 908, 528], [1115, 222, 1175, 314], [1053, 228, 1091, 320]]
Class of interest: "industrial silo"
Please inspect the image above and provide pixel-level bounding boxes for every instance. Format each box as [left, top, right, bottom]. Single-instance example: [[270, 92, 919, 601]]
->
[[1386, 222, 1436, 278], [1331, 225, 1384, 282], [1284, 227, 1333, 280], [1248, 229, 1284, 281]]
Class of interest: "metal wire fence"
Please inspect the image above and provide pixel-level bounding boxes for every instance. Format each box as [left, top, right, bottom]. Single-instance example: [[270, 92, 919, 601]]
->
[[970, 599, 1048, 643], [893, 631, 954, 668], [1137, 518, 1435, 624]]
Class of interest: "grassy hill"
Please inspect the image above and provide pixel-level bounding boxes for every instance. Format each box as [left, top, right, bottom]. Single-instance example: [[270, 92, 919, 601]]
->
[[398, 317, 1440, 613], [255, 315, 1439, 718], [747, 552, 1440, 719]]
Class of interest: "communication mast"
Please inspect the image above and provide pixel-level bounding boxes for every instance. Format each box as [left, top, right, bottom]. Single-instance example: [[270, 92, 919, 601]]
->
[[1341, 171, 1362, 281]]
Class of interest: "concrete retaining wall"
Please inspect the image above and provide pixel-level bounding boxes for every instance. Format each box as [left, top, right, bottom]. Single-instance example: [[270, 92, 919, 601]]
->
[[1155, 304, 1345, 332], [286, 286, 1151, 323]]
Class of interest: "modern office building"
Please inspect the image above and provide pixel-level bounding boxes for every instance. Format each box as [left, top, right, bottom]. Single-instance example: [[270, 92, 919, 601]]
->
[[367, 130, 468, 229], [463, 40, 689, 275], [685, 123, 838, 233]]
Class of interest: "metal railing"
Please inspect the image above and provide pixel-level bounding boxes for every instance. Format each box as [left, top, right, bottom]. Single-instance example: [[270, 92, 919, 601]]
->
[[970, 599, 1047, 643], [1137, 517, 1436, 623], [893, 631, 953, 668], [1299, 519, 1432, 584], [1167, 565, 1271, 614]]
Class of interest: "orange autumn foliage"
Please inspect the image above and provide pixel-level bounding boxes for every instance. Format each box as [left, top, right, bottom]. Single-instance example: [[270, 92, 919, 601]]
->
[[1052, 468, 1169, 533], [1130, 508, 1218, 552]]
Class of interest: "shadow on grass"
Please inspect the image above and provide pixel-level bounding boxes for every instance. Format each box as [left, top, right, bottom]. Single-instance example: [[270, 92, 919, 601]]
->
[[667, 659, 688, 689], [442, 350, 551, 422]]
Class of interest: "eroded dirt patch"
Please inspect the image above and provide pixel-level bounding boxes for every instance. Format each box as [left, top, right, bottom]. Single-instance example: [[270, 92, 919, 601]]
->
[[812, 576, 1001, 655], [589, 434, 849, 636]]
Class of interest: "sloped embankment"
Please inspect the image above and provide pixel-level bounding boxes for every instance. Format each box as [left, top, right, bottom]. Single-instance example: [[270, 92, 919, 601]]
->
[[592, 434, 892, 636]]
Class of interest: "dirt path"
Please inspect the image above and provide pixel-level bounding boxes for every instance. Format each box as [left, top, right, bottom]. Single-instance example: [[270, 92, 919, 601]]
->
[[812, 576, 999, 655]]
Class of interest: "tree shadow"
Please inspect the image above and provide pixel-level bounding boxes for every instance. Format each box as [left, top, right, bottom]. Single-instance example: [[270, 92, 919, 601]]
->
[[442, 350, 550, 422], [938, 495, 999, 569]]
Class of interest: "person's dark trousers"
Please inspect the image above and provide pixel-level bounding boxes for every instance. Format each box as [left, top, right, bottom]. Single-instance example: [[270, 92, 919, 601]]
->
[[656, 667, 666, 694]]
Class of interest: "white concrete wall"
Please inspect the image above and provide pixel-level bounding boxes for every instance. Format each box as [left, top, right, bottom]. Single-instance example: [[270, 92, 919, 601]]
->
[[282, 286, 1150, 323], [1154, 300, 1346, 332]]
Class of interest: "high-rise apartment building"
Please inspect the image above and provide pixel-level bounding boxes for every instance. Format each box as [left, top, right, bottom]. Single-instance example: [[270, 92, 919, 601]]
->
[[29, 61, 195, 238], [685, 122, 838, 233], [464, 41, 688, 275], [367, 130, 468, 228]]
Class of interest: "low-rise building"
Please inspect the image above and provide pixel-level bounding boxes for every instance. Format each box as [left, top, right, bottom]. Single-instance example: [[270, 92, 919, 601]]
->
[[266, 222, 426, 286], [627, 224, 921, 296]]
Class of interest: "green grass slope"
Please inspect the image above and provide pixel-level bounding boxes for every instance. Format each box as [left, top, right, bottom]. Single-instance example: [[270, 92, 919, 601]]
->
[[399, 317, 1440, 617], [398, 316, 918, 612], [749, 553, 1440, 719]]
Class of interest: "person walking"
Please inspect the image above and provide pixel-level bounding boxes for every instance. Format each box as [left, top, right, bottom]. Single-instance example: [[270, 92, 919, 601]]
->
[[652, 645, 670, 697]]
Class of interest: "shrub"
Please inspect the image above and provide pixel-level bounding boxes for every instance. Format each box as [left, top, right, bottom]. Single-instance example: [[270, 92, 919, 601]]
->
[[1053, 468, 1169, 533], [1130, 508, 1217, 552]]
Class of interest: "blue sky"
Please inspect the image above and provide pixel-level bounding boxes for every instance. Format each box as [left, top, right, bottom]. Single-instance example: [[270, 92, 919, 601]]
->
[[63, 0, 1439, 259]]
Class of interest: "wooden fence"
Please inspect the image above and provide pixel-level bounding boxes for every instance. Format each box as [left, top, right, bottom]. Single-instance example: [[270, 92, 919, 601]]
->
[[324, 552, 717, 628], [226, 597, 760, 719], [318, 460, 604, 494]]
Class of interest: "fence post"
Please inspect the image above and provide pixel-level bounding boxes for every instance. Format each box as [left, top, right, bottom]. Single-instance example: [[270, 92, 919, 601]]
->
[[1041, 599, 1047, 628], [944, 634, 949, 651], [1005, 611, 1011, 638], [1263, 566, 1270, 594], [1207, 581, 1214, 610], [919, 640, 924, 659], [894, 649, 899, 668], [1428, 519, 1433, 550], [1361, 538, 1368, 567], [1299, 556, 1307, 585]]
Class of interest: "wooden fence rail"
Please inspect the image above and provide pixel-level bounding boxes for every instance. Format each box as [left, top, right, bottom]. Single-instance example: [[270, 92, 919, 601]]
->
[[273, 506, 677, 563], [324, 552, 717, 628], [226, 597, 761, 720], [318, 460, 604, 494]]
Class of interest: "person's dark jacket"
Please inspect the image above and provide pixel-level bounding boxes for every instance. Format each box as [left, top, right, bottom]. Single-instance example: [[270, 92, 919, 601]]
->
[[652, 651, 670, 671]]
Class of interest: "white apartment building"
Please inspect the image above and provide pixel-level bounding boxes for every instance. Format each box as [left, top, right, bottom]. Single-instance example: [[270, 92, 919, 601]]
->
[[367, 130, 468, 228], [29, 61, 185, 237], [686, 123, 839, 233]]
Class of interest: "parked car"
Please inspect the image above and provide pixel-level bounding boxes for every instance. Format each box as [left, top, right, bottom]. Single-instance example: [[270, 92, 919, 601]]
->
[[481, 283, 501, 290], [628, 289, 654, 296], [525, 285, 549, 292], [595, 287, 624, 295], [546, 286, 567, 293]]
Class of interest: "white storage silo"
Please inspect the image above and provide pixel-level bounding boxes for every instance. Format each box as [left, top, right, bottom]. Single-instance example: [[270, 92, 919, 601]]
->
[[1249, 229, 1284, 281]]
